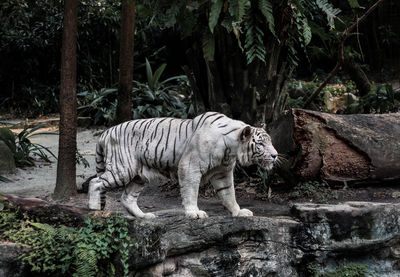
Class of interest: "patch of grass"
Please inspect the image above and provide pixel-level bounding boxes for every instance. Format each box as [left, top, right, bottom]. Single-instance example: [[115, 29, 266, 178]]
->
[[289, 180, 338, 203], [310, 263, 369, 277]]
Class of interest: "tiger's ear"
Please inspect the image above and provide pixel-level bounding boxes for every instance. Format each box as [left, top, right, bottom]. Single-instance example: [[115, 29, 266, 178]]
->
[[259, 123, 266, 130], [240, 126, 252, 142]]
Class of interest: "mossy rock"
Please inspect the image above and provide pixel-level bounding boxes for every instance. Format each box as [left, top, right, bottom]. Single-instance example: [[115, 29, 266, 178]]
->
[[0, 128, 15, 151], [0, 140, 16, 174]]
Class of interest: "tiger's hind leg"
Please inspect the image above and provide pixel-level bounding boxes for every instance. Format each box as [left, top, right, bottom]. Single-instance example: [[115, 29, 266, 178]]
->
[[88, 177, 106, 210], [88, 170, 122, 210], [121, 176, 155, 219]]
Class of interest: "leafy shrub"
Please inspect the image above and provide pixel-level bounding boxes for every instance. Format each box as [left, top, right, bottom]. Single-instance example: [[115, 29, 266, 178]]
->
[[358, 83, 400, 113], [0, 202, 134, 277], [311, 263, 369, 277], [0, 0, 121, 116], [132, 59, 194, 119], [77, 88, 118, 125], [286, 79, 358, 112], [289, 180, 338, 203], [77, 60, 194, 125], [286, 80, 323, 109], [0, 125, 56, 167]]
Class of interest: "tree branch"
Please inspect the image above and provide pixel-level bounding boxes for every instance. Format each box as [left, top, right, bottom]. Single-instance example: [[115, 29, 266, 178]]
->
[[303, 0, 385, 109]]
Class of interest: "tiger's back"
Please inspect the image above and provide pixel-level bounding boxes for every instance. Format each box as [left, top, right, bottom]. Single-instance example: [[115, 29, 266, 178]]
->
[[96, 116, 195, 182]]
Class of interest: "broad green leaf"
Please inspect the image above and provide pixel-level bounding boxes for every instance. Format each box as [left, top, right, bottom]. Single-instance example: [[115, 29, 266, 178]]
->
[[348, 0, 360, 9], [145, 58, 153, 88], [202, 31, 215, 61], [152, 63, 167, 90], [209, 0, 223, 33]]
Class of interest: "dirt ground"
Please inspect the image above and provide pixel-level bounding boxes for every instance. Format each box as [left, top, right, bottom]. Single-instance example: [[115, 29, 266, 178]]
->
[[1, 123, 400, 218]]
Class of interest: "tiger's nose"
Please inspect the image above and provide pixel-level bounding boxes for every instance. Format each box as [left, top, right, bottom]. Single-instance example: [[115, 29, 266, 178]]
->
[[271, 154, 277, 160]]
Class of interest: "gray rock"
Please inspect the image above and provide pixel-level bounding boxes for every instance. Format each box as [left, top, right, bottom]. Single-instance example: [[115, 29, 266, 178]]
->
[[3, 201, 400, 276], [291, 202, 400, 276], [0, 243, 28, 277], [130, 202, 400, 277], [130, 216, 301, 277], [0, 140, 16, 174]]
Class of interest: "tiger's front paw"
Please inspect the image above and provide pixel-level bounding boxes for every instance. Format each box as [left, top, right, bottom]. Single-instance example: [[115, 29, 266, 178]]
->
[[143, 212, 156, 219], [185, 210, 209, 219], [235, 208, 253, 217]]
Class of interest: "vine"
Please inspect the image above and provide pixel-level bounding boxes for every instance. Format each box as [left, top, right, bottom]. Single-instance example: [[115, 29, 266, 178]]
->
[[0, 201, 135, 277]]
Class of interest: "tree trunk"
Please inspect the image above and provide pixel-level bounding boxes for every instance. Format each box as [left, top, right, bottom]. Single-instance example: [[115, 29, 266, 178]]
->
[[54, 0, 78, 200], [1, 194, 87, 226], [269, 109, 400, 186], [117, 0, 136, 123], [343, 56, 371, 96]]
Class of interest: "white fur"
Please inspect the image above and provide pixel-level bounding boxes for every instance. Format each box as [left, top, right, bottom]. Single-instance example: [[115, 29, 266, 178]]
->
[[88, 112, 278, 219]]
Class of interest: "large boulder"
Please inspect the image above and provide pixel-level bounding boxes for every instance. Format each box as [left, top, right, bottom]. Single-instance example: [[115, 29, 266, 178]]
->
[[0, 243, 28, 277], [0, 140, 16, 174], [128, 202, 400, 276], [0, 128, 16, 174], [2, 194, 400, 276]]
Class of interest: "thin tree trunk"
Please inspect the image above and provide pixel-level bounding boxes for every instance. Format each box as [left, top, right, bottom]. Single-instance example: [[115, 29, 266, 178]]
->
[[54, 0, 78, 200], [117, 0, 136, 123], [343, 56, 371, 96]]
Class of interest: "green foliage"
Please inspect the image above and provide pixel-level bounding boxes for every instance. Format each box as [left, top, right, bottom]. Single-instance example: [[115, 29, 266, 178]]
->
[[0, 202, 134, 277], [358, 83, 400, 114], [311, 263, 369, 277], [77, 88, 118, 125], [132, 60, 194, 119], [244, 5, 266, 64], [152, 0, 341, 66], [286, 80, 324, 109], [0, 125, 56, 167], [77, 61, 194, 123], [258, 0, 275, 38], [209, 0, 224, 33], [347, 0, 361, 9], [0, 0, 121, 116], [315, 0, 341, 29], [289, 180, 338, 203], [256, 166, 273, 199]]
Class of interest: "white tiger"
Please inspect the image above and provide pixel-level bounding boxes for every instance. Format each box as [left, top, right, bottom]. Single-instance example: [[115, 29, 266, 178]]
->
[[88, 112, 278, 219]]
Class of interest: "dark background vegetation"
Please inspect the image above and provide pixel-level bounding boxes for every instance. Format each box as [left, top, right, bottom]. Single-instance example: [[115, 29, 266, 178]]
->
[[1, 0, 399, 120]]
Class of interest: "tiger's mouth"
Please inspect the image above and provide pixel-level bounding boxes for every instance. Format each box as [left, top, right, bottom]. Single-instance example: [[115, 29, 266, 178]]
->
[[259, 159, 276, 171]]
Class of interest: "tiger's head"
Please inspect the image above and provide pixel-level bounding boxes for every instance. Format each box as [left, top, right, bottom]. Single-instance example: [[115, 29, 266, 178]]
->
[[237, 125, 278, 170]]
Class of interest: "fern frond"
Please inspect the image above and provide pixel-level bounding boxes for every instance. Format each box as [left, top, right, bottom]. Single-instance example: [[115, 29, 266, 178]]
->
[[209, 0, 224, 33], [228, 0, 249, 23], [244, 6, 266, 64], [301, 17, 312, 46], [29, 222, 56, 234], [73, 246, 98, 277], [258, 0, 276, 38], [315, 0, 341, 29]]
